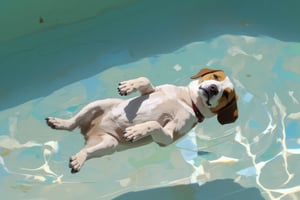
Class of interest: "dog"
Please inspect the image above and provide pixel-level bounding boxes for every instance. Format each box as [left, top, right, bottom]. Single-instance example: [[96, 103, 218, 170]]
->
[[46, 68, 238, 173]]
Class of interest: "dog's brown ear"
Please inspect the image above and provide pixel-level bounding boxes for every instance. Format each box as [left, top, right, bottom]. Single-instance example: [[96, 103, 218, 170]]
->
[[217, 95, 238, 125], [191, 68, 223, 79]]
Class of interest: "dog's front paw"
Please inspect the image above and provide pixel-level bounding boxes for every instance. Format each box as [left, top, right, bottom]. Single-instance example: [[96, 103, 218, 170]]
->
[[123, 125, 149, 142], [118, 80, 137, 96]]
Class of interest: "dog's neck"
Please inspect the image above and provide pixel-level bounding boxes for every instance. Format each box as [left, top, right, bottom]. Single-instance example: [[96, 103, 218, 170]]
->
[[171, 84, 210, 122], [191, 101, 204, 122]]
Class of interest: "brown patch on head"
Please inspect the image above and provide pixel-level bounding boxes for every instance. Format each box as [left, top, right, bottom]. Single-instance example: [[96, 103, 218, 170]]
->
[[191, 68, 227, 84], [191, 68, 224, 79], [199, 71, 227, 83]]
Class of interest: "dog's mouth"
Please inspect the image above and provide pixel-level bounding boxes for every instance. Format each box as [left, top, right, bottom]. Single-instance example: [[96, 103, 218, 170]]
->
[[199, 87, 212, 106]]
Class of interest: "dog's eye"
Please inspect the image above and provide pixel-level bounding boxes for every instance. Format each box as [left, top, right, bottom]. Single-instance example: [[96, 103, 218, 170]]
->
[[223, 91, 229, 99], [213, 74, 219, 80]]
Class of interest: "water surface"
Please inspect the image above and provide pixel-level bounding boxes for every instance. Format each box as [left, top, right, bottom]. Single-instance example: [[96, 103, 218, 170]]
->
[[1, 35, 300, 200]]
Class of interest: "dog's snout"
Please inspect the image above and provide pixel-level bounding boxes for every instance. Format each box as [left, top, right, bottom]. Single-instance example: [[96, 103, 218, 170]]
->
[[208, 84, 218, 96]]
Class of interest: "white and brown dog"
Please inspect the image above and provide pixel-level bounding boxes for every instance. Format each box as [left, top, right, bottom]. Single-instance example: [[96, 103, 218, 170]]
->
[[46, 68, 238, 173]]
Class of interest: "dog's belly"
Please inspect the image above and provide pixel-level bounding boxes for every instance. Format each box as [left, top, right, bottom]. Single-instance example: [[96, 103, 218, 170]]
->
[[99, 92, 184, 142], [114, 94, 176, 127]]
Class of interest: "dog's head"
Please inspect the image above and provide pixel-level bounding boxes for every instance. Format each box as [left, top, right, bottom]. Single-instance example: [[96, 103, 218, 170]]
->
[[190, 68, 238, 125]]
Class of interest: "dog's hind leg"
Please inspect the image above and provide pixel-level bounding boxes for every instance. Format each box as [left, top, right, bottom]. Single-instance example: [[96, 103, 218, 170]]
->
[[69, 133, 119, 173], [45, 98, 122, 131]]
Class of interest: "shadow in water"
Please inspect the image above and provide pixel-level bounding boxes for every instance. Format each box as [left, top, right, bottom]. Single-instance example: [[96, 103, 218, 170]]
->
[[113, 179, 265, 200]]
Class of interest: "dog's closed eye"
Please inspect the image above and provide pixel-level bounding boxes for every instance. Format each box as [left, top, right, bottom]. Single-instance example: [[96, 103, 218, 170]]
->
[[223, 90, 229, 99], [213, 74, 219, 80]]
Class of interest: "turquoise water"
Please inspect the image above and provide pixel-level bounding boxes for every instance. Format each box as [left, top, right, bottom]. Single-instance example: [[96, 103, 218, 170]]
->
[[1, 34, 300, 199]]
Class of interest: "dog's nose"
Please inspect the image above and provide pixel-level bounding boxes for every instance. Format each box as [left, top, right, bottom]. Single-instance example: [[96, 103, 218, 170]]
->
[[208, 84, 218, 96]]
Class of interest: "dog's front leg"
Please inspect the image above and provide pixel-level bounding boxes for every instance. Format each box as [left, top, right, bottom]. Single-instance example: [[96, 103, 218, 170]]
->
[[118, 77, 155, 96], [123, 121, 174, 146]]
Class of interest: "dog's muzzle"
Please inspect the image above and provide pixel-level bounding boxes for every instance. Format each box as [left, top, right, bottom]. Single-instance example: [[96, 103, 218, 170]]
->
[[199, 84, 219, 106]]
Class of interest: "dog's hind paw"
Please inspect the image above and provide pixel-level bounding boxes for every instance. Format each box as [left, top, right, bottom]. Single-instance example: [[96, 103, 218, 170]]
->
[[45, 117, 74, 130], [69, 151, 87, 173]]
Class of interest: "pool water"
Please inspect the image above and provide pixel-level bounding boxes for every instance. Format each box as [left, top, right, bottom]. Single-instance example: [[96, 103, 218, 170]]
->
[[1, 34, 300, 200]]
